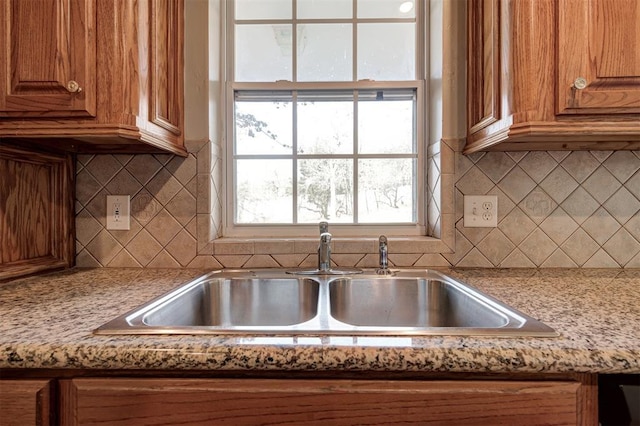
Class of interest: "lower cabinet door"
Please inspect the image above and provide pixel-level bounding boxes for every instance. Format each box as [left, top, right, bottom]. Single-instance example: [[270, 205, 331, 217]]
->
[[0, 379, 52, 426], [59, 377, 591, 425]]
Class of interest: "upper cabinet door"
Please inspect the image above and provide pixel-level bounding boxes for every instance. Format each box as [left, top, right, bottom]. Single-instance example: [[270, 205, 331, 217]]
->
[[149, 0, 184, 137], [557, 0, 640, 114], [0, 0, 96, 117]]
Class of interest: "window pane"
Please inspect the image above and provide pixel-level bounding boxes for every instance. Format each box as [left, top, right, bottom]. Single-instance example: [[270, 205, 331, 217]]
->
[[297, 24, 352, 82], [298, 159, 353, 223], [358, 94, 414, 154], [236, 159, 292, 223], [357, 0, 415, 18], [358, 159, 415, 223], [236, 25, 292, 82], [235, 0, 291, 20], [358, 23, 415, 81], [298, 0, 352, 18], [298, 97, 353, 154], [235, 100, 292, 155]]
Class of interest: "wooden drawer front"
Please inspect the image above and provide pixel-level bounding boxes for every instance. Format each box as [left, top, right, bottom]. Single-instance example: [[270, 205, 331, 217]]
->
[[0, 379, 52, 426], [60, 378, 585, 425]]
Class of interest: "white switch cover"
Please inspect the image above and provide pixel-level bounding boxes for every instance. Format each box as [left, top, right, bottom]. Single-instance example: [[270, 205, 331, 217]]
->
[[106, 195, 130, 230], [464, 195, 498, 227]]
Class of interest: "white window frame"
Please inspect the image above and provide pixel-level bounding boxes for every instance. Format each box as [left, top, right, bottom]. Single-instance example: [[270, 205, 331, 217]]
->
[[222, 0, 428, 238]]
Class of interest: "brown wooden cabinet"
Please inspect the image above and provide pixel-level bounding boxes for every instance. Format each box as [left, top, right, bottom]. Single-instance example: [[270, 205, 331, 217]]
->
[[59, 377, 597, 425], [0, 0, 185, 156], [466, 0, 640, 153], [0, 143, 75, 281], [0, 380, 53, 426]]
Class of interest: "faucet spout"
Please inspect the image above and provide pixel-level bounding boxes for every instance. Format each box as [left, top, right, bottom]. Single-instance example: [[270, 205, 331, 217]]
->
[[318, 232, 332, 273], [377, 235, 392, 275]]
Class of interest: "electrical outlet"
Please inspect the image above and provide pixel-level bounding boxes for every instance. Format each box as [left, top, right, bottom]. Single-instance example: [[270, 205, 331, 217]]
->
[[463, 195, 498, 228], [106, 195, 130, 230]]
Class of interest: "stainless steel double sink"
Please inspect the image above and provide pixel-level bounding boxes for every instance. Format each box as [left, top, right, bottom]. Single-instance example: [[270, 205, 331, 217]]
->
[[94, 269, 557, 337]]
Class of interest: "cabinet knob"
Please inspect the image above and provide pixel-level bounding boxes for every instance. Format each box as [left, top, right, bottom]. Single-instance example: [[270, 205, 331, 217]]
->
[[573, 77, 587, 90], [66, 80, 83, 94]]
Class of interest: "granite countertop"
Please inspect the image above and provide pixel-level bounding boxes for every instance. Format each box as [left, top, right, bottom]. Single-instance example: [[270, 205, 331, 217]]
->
[[0, 267, 638, 374]]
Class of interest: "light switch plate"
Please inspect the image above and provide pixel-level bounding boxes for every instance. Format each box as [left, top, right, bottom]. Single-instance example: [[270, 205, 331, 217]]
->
[[106, 195, 130, 230], [463, 195, 498, 227]]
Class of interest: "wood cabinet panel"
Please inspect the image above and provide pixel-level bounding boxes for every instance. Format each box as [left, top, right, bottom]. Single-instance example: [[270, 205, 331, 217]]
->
[[467, 0, 500, 134], [60, 377, 592, 425], [0, 379, 52, 426], [558, 0, 640, 114], [0, 143, 74, 281], [0, 0, 96, 117], [149, 0, 184, 136], [0, 0, 185, 156], [466, 0, 640, 153]]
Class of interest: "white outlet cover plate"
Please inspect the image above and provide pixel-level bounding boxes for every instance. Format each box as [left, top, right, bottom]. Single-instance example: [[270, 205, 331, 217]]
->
[[463, 195, 498, 228], [106, 195, 131, 230]]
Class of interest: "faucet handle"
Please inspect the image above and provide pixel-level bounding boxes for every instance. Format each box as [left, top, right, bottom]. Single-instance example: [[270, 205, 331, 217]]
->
[[319, 221, 329, 234]]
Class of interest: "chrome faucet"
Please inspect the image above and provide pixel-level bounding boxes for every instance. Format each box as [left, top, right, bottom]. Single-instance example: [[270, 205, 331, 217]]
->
[[376, 235, 392, 275], [318, 232, 332, 273], [285, 221, 363, 275], [319, 221, 329, 234]]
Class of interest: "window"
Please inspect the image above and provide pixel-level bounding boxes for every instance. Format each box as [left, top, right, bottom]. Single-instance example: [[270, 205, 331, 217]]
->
[[225, 0, 426, 237]]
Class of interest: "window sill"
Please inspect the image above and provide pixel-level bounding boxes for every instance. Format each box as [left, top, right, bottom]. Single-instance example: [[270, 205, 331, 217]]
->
[[210, 235, 452, 256]]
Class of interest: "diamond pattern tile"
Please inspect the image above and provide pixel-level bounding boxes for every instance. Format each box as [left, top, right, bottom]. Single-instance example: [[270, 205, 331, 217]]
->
[[581, 207, 622, 245], [560, 152, 599, 183], [539, 207, 579, 245], [583, 250, 619, 268], [105, 169, 143, 197], [75, 147, 640, 270], [583, 167, 621, 203], [520, 190, 557, 225], [146, 168, 183, 205], [85, 155, 122, 184], [541, 249, 578, 268], [603, 151, 640, 182], [626, 170, 640, 199], [165, 188, 197, 226], [625, 215, 640, 241], [166, 232, 198, 266], [603, 187, 640, 223], [518, 151, 558, 183], [499, 207, 536, 245], [166, 154, 197, 186], [602, 229, 640, 266], [126, 155, 163, 185], [75, 170, 102, 206], [146, 209, 182, 246], [456, 166, 495, 195], [560, 187, 599, 225], [127, 229, 163, 266], [500, 249, 536, 268], [498, 166, 536, 204], [476, 152, 516, 183], [560, 229, 599, 266], [476, 229, 515, 266], [540, 167, 579, 204], [519, 228, 557, 266]]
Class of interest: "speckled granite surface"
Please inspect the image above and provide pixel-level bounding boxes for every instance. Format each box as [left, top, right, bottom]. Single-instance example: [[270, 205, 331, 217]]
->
[[1, 268, 638, 374]]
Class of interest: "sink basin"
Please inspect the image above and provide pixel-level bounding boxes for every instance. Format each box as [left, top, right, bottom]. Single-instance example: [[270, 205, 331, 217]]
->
[[329, 278, 509, 328], [143, 277, 319, 327], [95, 269, 557, 337]]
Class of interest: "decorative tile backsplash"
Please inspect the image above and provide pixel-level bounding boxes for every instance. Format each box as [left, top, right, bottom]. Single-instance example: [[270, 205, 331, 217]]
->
[[76, 147, 640, 268]]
